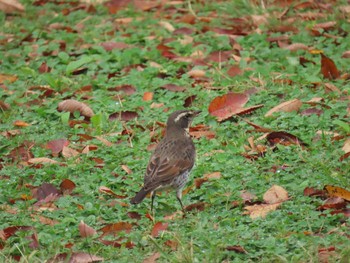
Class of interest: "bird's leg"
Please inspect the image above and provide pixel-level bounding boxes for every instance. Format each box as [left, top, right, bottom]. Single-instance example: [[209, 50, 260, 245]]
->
[[151, 191, 156, 213], [176, 190, 186, 215]]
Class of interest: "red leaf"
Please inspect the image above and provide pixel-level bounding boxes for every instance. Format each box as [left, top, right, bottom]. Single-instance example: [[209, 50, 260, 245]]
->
[[0, 226, 33, 241], [184, 95, 196, 107], [109, 111, 138, 121], [226, 245, 248, 254], [60, 179, 76, 194], [100, 222, 133, 237], [321, 53, 340, 80], [208, 92, 249, 121], [151, 222, 168, 237], [101, 41, 129, 51], [46, 139, 69, 156], [266, 131, 307, 148], [34, 183, 60, 201], [227, 65, 243, 77]]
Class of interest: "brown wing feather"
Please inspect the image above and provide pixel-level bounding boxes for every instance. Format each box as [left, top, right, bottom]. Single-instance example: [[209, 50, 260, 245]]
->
[[143, 138, 195, 192]]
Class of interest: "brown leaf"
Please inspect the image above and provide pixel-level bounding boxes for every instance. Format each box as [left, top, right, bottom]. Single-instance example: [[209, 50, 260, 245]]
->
[[100, 222, 133, 237], [32, 215, 59, 226], [244, 203, 281, 219], [266, 131, 307, 147], [13, 120, 30, 127], [321, 54, 340, 80], [60, 179, 76, 194], [101, 41, 129, 51], [184, 202, 206, 212], [151, 222, 168, 237], [104, 0, 131, 14], [57, 99, 94, 118], [34, 183, 60, 201], [62, 146, 80, 158], [187, 69, 206, 78], [317, 197, 346, 211], [0, 226, 33, 241], [303, 187, 326, 197], [227, 65, 243, 77], [324, 185, 350, 201], [46, 138, 69, 156], [240, 190, 257, 202], [127, 211, 141, 220], [313, 21, 337, 30], [263, 185, 288, 204], [0, 101, 10, 110], [208, 92, 249, 121], [7, 142, 34, 162], [79, 220, 97, 238], [109, 111, 138, 121], [226, 245, 248, 254], [161, 84, 186, 92], [283, 43, 309, 51], [28, 157, 59, 165], [143, 92, 153, 101], [184, 95, 196, 108], [70, 252, 103, 263], [99, 186, 127, 199], [342, 138, 350, 153], [265, 99, 302, 117], [0, 0, 24, 14], [143, 252, 161, 263]]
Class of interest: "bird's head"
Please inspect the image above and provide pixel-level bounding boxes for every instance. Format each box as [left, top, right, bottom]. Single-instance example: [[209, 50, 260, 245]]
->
[[167, 110, 201, 134]]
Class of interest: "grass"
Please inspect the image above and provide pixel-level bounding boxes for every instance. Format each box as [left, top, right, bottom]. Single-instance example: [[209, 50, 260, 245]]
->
[[1, 0, 350, 262]]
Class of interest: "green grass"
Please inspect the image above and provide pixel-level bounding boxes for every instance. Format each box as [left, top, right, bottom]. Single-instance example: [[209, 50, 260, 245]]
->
[[1, 0, 350, 262]]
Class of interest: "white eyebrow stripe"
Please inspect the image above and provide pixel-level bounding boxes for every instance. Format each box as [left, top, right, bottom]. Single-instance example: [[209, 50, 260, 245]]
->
[[174, 112, 188, 122]]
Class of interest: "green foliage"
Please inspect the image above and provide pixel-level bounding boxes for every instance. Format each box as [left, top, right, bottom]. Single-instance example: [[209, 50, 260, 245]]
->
[[0, 0, 350, 262]]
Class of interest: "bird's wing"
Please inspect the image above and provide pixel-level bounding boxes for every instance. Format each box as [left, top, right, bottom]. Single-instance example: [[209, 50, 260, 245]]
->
[[143, 155, 193, 192]]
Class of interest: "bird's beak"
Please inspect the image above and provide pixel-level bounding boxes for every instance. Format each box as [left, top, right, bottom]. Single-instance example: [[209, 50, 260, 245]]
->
[[193, 110, 201, 116]]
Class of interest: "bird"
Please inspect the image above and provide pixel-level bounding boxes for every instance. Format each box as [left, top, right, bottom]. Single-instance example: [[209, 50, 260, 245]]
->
[[130, 109, 201, 213]]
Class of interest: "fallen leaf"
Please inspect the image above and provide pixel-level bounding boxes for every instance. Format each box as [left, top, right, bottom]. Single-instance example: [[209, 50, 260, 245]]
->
[[28, 157, 59, 165], [283, 43, 309, 51], [317, 197, 346, 210], [70, 252, 103, 263], [57, 99, 94, 118], [100, 222, 133, 237], [321, 53, 340, 80], [161, 84, 186, 92], [342, 138, 350, 153], [62, 146, 80, 158], [100, 41, 129, 51], [187, 69, 206, 78], [0, 0, 24, 14], [60, 179, 76, 194], [244, 203, 281, 219], [13, 120, 30, 127], [109, 111, 138, 121], [240, 190, 257, 202], [265, 99, 302, 117], [227, 65, 243, 77], [266, 131, 307, 147], [143, 252, 161, 263], [263, 185, 288, 204], [34, 183, 60, 201], [208, 92, 249, 121], [99, 186, 127, 199], [46, 138, 69, 156], [226, 245, 248, 254], [79, 220, 97, 237], [143, 92, 153, 101], [151, 222, 168, 237], [324, 185, 350, 201]]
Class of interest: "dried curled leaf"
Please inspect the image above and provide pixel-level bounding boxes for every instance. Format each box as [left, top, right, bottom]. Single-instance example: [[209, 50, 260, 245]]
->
[[263, 185, 288, 204], [57, 99, 94, 118], [265, 99, 302, 117]]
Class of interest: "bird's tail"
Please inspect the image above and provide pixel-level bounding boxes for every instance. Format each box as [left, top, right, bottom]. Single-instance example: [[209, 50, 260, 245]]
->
[[130, 188, 148, 204]]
